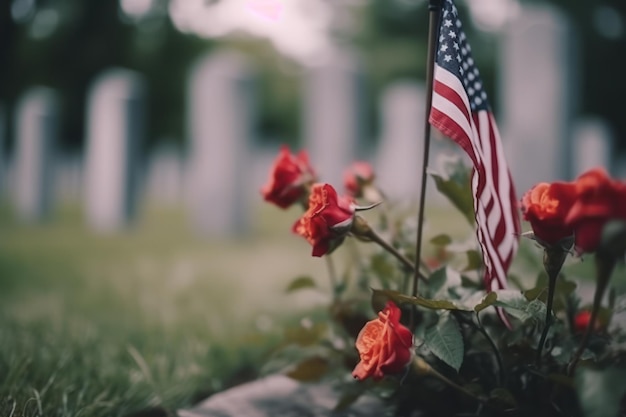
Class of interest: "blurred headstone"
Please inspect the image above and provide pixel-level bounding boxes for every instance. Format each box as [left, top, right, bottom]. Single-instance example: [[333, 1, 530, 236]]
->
[[376, 82, 425, 200], [14, 87, 58, 222], [0, 103, 5, 197], [187, 51, 255, 236], [84, 68, 146, 232], [616, 153, 626, 180], [303, 48, 365, 186], [55, 152, 83, 203], [145, 143, 184, 206], [572, 118, 613, 176], [500, 5, 577, 192]]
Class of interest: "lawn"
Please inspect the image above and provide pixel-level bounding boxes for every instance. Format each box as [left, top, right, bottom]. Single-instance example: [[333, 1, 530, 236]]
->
[[0, 202, 330, 417]]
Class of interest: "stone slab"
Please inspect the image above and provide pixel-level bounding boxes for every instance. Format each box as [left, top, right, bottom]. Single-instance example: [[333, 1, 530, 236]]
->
[[178, 374, 386, 417]]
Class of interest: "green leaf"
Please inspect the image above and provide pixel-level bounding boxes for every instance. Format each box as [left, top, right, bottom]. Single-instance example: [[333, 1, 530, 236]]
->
[[370, 253, 397, 289], [430, 234, 452, 246], [489, 388, 517, 408], [575, 367, 626, 417], [430, 170, 474, 225], [424, 314, 464, 371], [492, 290, 546, 323], [463, 250, 483, 271], [285, 276, 317, 293], [334, 382, 369, 412], [525, 276, 577, 312], [286, 356, 329, 382], [427, 267, 448, 296], [428, 266, 463, 300], [372, 289, 472, 311], [474, 292, 498, 312]]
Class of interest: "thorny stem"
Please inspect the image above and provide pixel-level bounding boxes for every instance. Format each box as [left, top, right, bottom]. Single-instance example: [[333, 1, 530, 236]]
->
[[453, 311, 504, 386], [475, 314, 505, 386], [535, 246, 568, 366], [535, 277, 556, 366], [412, 357, 492, 408], [325, 255, 339, 300], [361, 224, 428, 283], [567, 253, 616, 376]]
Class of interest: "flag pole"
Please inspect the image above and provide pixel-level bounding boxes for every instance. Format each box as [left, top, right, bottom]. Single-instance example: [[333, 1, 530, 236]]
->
[[412, 0, 442, 310]]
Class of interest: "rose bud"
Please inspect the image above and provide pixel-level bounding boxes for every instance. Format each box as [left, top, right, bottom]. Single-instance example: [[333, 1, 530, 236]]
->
[[292, 183, 355, 257], [352, 301, 413, 381], [261, 146, 316, 209], [344, 161, 375, 198], [565, 168, 626, 253], [521, 181, 578, 246]]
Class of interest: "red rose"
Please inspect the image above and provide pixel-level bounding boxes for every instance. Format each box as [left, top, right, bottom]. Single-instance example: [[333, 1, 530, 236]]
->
[[292, 183, 355, 257], [573, 309, 604, 334], [344, 161, 375, 198], [261, 146, 316, 209], [352, 301, 413, 381], [521, 181, 578, 245], [565, 168, 626, 253]]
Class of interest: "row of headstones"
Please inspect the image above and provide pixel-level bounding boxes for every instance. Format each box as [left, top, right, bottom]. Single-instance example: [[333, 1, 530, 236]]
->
[[0, 4, 623, 236]]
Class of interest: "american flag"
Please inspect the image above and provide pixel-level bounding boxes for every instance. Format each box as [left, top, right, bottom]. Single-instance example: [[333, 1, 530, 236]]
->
[[429, 0, 521, 314]]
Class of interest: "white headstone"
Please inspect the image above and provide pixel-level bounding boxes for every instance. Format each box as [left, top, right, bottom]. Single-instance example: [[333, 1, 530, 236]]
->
[[303, 48, 365, 186], [187, 51, 255, 236], [0, 103, 5, 197], [375, 82, 425, 200], [14, 87, 58, 221], [615, 153, 626, 180], [55, 152, 83, 203], [144, 143, 184, 206], [572, 118, 613, 176], [84, 68, 146, 232], [500, 5, 577, 192]]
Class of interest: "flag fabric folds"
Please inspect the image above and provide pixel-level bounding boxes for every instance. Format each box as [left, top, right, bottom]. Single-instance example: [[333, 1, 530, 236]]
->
[[428, 0, 521, 307]]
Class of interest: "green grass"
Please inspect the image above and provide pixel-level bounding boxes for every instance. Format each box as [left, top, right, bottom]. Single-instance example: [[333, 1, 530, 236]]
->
[[0, 202, 329, 417]]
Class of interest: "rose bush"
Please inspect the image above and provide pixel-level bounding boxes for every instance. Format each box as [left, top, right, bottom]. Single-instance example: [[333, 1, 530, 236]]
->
[[261, 149, 626, 417]]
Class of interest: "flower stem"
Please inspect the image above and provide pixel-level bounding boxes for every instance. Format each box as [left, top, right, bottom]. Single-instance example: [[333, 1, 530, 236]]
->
[[567, 253, 616, 376], [475, 314, 505, 386], [363, 226, 427, 282], [325, 255, 339, 300], [535, 275, 556, 366], [535, 246, 568, 366], [413, 357, 489, 406]]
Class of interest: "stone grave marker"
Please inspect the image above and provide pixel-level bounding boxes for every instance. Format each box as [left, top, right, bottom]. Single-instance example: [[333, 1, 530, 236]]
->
[[572, 118, 613, 176], [375, 81, 425, 200], [186, 51, 256, 236], [0, 103, 5, 197], [14, 87, 58, 221], [84, 68, 146, 232], [500, 5, 577, 192], [144, 143, 184, 206], [303, 48, 365, 186]]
